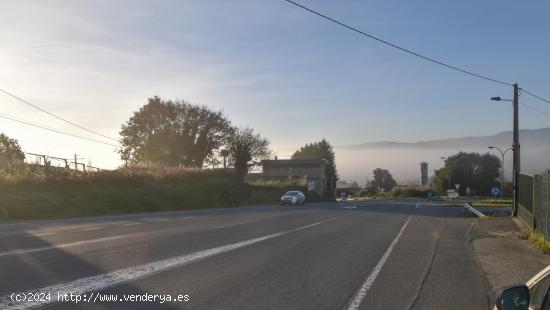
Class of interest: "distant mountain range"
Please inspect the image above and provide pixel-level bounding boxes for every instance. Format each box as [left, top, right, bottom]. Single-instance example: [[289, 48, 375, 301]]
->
[[335, 128, 550, 184], [341, 128, 550, 150]]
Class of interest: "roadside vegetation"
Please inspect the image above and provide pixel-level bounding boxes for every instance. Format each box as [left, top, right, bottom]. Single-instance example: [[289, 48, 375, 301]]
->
[[434, 152, 501, 196], [0, 163, 317, 221], [0, 97, 312, 221], [471, 198, 512, 208], [528, 232, 550, 254]]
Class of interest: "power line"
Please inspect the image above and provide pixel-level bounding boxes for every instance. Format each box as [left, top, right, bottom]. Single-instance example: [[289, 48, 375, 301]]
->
[[0, 88, 120, 142], [284, 1, 550, 110], [0, 112, 119, 148], [520, 88, 550, 105], [520, 102, 550, 119], [283, 0, 514, 86]]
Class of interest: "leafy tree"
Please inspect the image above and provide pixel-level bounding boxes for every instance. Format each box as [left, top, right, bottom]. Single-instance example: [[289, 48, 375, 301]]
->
[[292, 139, 338, 196], [227, 127, 270, 178], [433, 152, 500, 195], [119, 97, 232, 167], [371, 168, 397, 192], [0, 133, 25, 163]]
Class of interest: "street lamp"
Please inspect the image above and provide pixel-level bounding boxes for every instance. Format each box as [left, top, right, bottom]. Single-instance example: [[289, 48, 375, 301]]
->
[[491, 83, 520, 217], [490, 97, 513, 102], [488, 146, 512, 199], [441, 156, 451, 189]]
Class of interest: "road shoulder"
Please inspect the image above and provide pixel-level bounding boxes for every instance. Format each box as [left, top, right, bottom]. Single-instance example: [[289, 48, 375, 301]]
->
[[470, 218, 550, 301]]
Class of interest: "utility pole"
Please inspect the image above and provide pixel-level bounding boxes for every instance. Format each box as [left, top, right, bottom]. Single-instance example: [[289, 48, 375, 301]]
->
[[491, 84, 521, 217], [512, 84, 520, 217], [74, 154, 78, 171]]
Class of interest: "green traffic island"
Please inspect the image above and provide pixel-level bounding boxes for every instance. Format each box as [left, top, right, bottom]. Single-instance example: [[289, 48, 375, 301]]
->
[[470, 199, 513, 208]]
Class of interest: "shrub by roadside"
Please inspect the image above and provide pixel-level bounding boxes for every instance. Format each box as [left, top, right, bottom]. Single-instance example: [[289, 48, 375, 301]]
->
[[0, 164, 316, 221], [363, 187, 432, 199]]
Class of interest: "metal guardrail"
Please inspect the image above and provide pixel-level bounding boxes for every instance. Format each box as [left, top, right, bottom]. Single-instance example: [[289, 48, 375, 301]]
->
[[463, 203, 488, 218]]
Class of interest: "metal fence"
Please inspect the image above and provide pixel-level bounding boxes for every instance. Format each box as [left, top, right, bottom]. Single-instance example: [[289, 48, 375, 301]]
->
[[519, 170, 550, 239]]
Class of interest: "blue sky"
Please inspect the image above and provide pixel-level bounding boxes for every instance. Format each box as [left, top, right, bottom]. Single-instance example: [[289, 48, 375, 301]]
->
[[0, 0, 549, 170]]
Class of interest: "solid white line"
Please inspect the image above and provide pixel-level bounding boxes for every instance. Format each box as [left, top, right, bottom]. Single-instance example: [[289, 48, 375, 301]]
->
[[0, 215, 347, 310], [417, 202, 463, 206], [31, 232, 56, 237], [122, 222, 142, 226], [356, 201, 418, 206], [147, 218, 170, 222], [2, 213, 335, 257], [341, 206, 356, 209], [0, 234, 137, 257], [345, 212, 414, 310], [82, 226, 105, 231]]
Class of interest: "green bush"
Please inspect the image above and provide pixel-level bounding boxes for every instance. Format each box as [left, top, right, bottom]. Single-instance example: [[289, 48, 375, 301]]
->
[[0, 164, 330, 221], [368, 187, 431, 198], [391, 188, 431, 198], [0, 164, 242, 221]]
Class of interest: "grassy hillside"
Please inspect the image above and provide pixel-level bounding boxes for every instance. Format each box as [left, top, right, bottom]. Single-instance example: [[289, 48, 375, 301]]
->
[[0, 163, 315, 221]]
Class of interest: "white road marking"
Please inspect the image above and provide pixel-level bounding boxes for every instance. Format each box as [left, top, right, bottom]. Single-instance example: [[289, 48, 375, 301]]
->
[[122, 222, 142, 226], [82, 226, 105, 231], [147, 218, 171, 222], [345, 205, 415, 310], [0, 214, 347, 310], [417, 202, 463, 206], [354, 201, 418, 206], [31, 232, 56, 237], [341, 206, 356, 209], [0, 204, 278, 228], [0, 234, 138, 257], [2, 212, 321, 257]]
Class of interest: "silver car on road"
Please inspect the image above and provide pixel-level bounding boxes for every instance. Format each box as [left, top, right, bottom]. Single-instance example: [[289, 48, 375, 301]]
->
[[280, 191, 306, 206]]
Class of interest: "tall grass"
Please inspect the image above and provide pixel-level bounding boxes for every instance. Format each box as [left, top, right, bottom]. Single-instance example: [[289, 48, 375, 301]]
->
[[0, 163, 318, 221]]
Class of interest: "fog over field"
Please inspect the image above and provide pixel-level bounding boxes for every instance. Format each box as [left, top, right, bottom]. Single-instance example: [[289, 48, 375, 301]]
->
[[335, 128, 550, 184]]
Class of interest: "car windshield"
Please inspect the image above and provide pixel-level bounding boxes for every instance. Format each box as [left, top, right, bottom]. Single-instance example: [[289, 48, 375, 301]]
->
[[285, 191, 300, 196]]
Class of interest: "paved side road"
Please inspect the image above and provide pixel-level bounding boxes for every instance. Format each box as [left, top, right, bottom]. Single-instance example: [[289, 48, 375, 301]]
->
[[0, 200, 491, 309]]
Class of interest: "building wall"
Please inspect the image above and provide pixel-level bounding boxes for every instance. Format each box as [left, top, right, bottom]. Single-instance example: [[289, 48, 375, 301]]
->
[[260, 160, 327, 197], [262, 166, 325, 179]]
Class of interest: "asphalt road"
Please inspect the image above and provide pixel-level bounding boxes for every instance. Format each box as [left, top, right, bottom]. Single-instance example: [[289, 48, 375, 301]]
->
[[0, 200, 491, 310]]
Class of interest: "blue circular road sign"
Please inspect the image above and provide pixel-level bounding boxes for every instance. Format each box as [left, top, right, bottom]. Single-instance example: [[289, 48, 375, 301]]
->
[[491, 186, 501, 196]]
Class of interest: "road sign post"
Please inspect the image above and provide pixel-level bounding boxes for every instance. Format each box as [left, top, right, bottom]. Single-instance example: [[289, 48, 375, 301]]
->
[[491, 186, 501, 199]]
